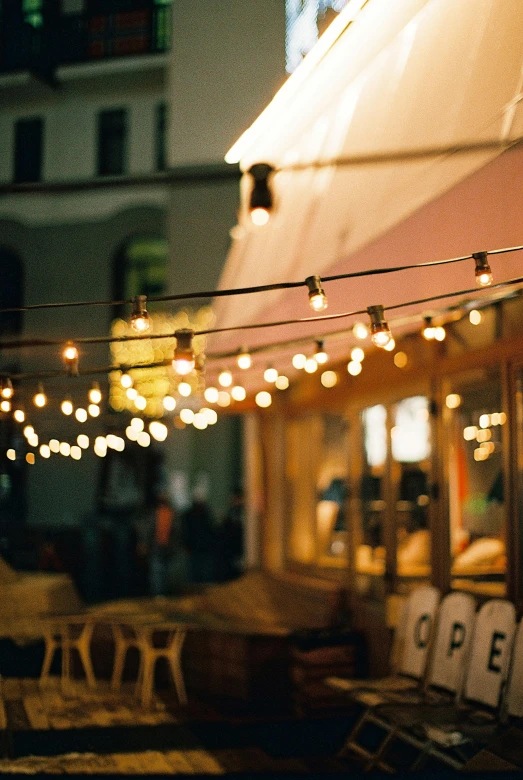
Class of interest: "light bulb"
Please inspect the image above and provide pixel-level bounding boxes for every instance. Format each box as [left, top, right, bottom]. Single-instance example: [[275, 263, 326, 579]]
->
[[193, 413, 208, 430], [306, 275, 328, 312], [275, 375, 289, 390], [237, 350, 252, 370], [201, 407, 218, 425], [422, 317, 435, 340], [248, 163, 274, 224], [384, 338, 396, 352], [218, 370, 233, 388], [367, 305, 392, 348], [126, 387, 138, 400], [353, 322, 369, 340], [264, 366, 278, 383], [0, 400, 11, 412], [130, 295, 150, 333], [180, 408, 194, 424], [347, 361, 362, 376], [75, 408, 87, 423], [34, 386, 47, 407], [88, 383, 102, 404], [163, 395, 176, 411], [88, 403, 100, 417], [13, 409, 25, 423], [204, 387, 219, 404], [178, 381, 192, 397], [49, 439, 60, 453], [314, 341, 328, 364], [350, 347, 364, 363], [7, 449, 15, 461], [77, 434, 89, 449], [469, 309, 482, 325], [251, 207, 270, 226], [255, 391, 272, 408], [120, 372, 133, 389], [40, 444, 51, 459], [134, 395, 147, 410], [63, 341, 79, 375], [433, 326, 446, 342], [473, 251, 493, 287], [292, 353, 307, 369], [149, 421, 168, 442], [23, 426, 34, 438], [217, 391, 231, 407], [173, 329, 195, 376], [1, 379, 13, 399], [321, 371, 338, 388], [61, 399, 73, 415], [231, 385, 246, 401], [304, 358, 318, 373], [71, 446, 82, 461]]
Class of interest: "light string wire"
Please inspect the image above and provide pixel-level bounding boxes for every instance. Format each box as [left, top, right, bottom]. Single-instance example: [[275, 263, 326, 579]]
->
[[1, 275, 522, 384], [0, 243, 522, 316]]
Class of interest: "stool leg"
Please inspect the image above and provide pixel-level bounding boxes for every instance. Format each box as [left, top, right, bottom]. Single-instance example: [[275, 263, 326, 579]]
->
[[40, 633, 57, 685], [140, 654, 156, 709], [77, 624, 96, 689], [111, 637, 128, 691], [168, 632, 187, 706]]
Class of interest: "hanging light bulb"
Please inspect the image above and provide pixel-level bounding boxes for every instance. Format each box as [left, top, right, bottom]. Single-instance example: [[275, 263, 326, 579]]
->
[[61, 399, 73, 415], [264, 366, 278, 383], [120, 371, 133, 389], [0, 400, 11, 412], [292, 353, 307, 369], [88, 382, 102, 405], [1, 378, 13, 399], [422, 317, 435, 340], [433, 325, 446, 342], [353, 322, 369, 340], [33, 384, 47, 408], [237, 348, 252, 370], [218, 369, 233, 388], [130, 295, 151, 332], [367, 305, 392, 348], [314, 340, 328, 364], [248, 163, 274, 226], [178, 381, 192, 397], [473, 251, 493, 287], [63, 341, 79, 376], [305, 275, 328, 312], [384, 337, 396, 352], [13, 408, 25, 423], [173, 329, 195, 376]]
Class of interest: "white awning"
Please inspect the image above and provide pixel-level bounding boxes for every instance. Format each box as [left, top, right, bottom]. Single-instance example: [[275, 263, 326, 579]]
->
[[209, 0, 523, 381]]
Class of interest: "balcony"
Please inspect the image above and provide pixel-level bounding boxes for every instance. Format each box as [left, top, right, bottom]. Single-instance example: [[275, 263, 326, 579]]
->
[[0, 1, 171, 78]]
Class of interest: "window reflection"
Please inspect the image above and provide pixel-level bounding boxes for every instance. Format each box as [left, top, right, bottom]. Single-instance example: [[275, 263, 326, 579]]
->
[[393, 397, 431, 578], [447, 374, 506, 594], [316, 415, 350, 563], [356, 405, 386, 575]]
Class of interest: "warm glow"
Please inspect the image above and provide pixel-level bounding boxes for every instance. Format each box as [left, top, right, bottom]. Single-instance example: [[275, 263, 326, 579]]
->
[[433, 326, 446, 342], [1, 382, 13, 399], [163, 395, 176, 411], [89, 385, 102, 404], [61, 400, 73, 415], [231, 385, 247, 401], [180, 408, 195, 424], [321, 370, 338, 388], [34, 392, 47, 408], [250, 207, 270, 226], [350, 347, 364, 363], [49, 439, 60, 453], [237, 352, 252, 370], [476, 270, 493, 287], [130, 315, 150, 333], [394, 351, 408, 368], [173, 356, 195, 376], [63, 343, 78, 362], [178, 381, 192, 397], [27, 434, 38, 448], [149, 421, 168, 442], [479, 414, 490, 429], [130, 417, 144, 431], [88, 404, 100, 417], [218, 370, 233, 388], [469, 309, 482, 325], [204, 387, 219, 404], [6, 449, 15, 461], [255, 391, 272, 408], [347, 360, 362, 376], [26, 453, 35, 465], [126, 387, 138, 400], [120, 372, 133, 389], [476, 428, 492, 443], [126, 426, 138, 441], [71, 446, 82, 461], [353, 322, 369, 340], [75, 408, 88, 423], [77, 434, 89, 449], [446, 394, 462, 409], [23, 425, 34, 438], [0, 400, 11, 412], [193, 413, 208, 430], [384, 338, 396, 352], [275, 375, 289, 390], [94, 437, 107, 457], [13, 409, 25, 423], [371, 329, 392, 348], [217, 391, 231, 407], [304, 358, 318, 373], [463, 426, 478, 441], [292, 353, 307, 369], [134, 395, 147, 411], [201, 407, 218, 425], [264, 367, 278, 383], [309, 292, 328, 312], [59, 442, 71, 457]]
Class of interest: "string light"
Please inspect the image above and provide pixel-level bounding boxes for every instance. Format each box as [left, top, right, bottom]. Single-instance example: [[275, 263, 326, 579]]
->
[[63, 341, 79, 376], [306, 275, 328, 312], [292, 353, 307, 369], [347, 360, 362, 376], [94, 437, 107, 457], [75, 407, 87, 423], [180, 408, 195, 424], [255, 391, 272, 408], [275, 375, 289, 390], [88, 382, 102, 404], [314, 340, 328, 364], [13, 408, 25, 423], [71, 446, 82, 461], [1, 378, 13, 399], [39, 444, 51, 459], [473, 251, 493, 287], [77, 434, 89, 449], [353, 322, 369, 340], [33, 384, 47, 408], [88, 403, 100, 417], [433, 325, 446, 341], [49, 439, 60, 453], [173, 329, 195, 376], [321, 370, 338, 388], [350, 347, 364, 363], [178, 381, 192, 397], [201, 407, 218, 425], [23, 425, 34, 438], [217, 391, 231, 407], [384, 337, 396, 352], [120, 371, 133, 389], [204, 387, 219, 404], [469, 309, 483, 325], [61, 399, 73, 415], [193, 412, 208, 430], [149, 421, 168, 442], [59, 442, 71, 457], [126, 387, 138, 400], [237, 349, 252, 370], [130, 418, 144, 431], [231, 385, 247, 401], [7, 449, 16, 461], [422, 317, 435, 340], [163, 395, 176, 411], [248, 163, 274, 226], [130, 295, 150, 333], [367, 305, 392, 348], [0, 400, 11, 412], [218, 369, 233, 388], [134, 395, 147, 410], [264, 366, 278, 383], [304, 357, 318, 373]]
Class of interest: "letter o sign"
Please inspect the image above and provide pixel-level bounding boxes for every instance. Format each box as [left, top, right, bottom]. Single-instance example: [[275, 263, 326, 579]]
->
[[415, 613, 432, 648]]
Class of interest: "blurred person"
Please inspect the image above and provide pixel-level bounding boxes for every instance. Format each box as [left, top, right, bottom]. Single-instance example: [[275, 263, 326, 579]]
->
[[182, 477, 216, 583], [216, 487, 244, 581]]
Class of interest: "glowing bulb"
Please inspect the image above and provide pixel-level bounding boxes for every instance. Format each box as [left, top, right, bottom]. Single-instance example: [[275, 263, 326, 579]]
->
[[130, 417, 144, 431], [149, 421, 168, 442], [34, 388, 47, 407], [63, 342, 78, 362], [347, 361, 362, 376], [49, 439, 60, 453], [473, 251, 493, 286], [218, 370, 233, 387], [61, 400, 73, 415], [120, 372, 133, 389], [163, 395, 176, 411], [173, 329, 195, 375], [126, 426, 138, 441], [28, 434, 38, 447], [384, 338, 396, 352], [321, 371, 338, 388], [304, 358, 318, 373], [231, 385, 246, 401], [59, 442, 71, 457], [180, 408, 194, 424], [217, 391, 231, 407], [1, 379, 13, 399], [251, 207, 270, 226], [479, 414, 490, 429], [292, 353, 307, 369], [134, 395, 147, 411], [248, 163, 274, 224], [88, 383, 102, 404], [77, 434, 89, 449], [13, 409, 25, 423], [237, 350, 252, 370], [275, 375, 289, 390], [422, 318, 435, 340], [314, 341, 328, 364], [23, 425, 34, 438], [353, 322, 369, 340], [71, 446, 82, 461], [193, 413, 208, 430], [75, 408, 87, 423], [0, 400, 11, 412], [126, 387, 138, 400], [446, 394, 462, 409], [130, 295, 150, 333], [94, 437, 107, 457], [26, 453, 35, 465], [433, 326, 446, 342], [255, 391, 272, 408], [88, 404, 100, 417], [264, 366, 278, 383], [204, 387, 219, 404], [368, 305, 392, 348], [7, 449, 15, 461], [350, 347, 365, 363], [394, 351, 408, 368], [201, 408, 218, 425], [306, 275, 328, 312], [469, 309, 482, 325], [178, 381, 192, 397]]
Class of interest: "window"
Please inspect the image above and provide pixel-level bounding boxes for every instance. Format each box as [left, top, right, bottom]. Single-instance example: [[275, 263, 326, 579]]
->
[[14, 118, 43, 183], [97, 109, 127, 176], [155, 102, 167, 171]]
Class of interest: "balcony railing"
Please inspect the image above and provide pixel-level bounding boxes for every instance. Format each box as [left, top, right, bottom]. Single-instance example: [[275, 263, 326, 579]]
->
[[0, 2, 171, 77]]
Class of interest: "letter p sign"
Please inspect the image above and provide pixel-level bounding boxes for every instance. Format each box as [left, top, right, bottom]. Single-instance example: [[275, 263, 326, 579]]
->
[[448, 622, 466, 656]]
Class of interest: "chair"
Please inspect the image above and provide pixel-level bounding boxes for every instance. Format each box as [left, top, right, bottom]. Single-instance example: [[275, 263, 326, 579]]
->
[[364, 597, 517, 771], [134, 622, 189, 709], [110, 621, 144, 692], [40, 615, 97, 691]]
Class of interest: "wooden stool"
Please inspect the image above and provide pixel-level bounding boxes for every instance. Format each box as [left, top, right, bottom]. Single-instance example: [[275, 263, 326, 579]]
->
[[134, 622, 189, 709], [40, 615, 97, 691]]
